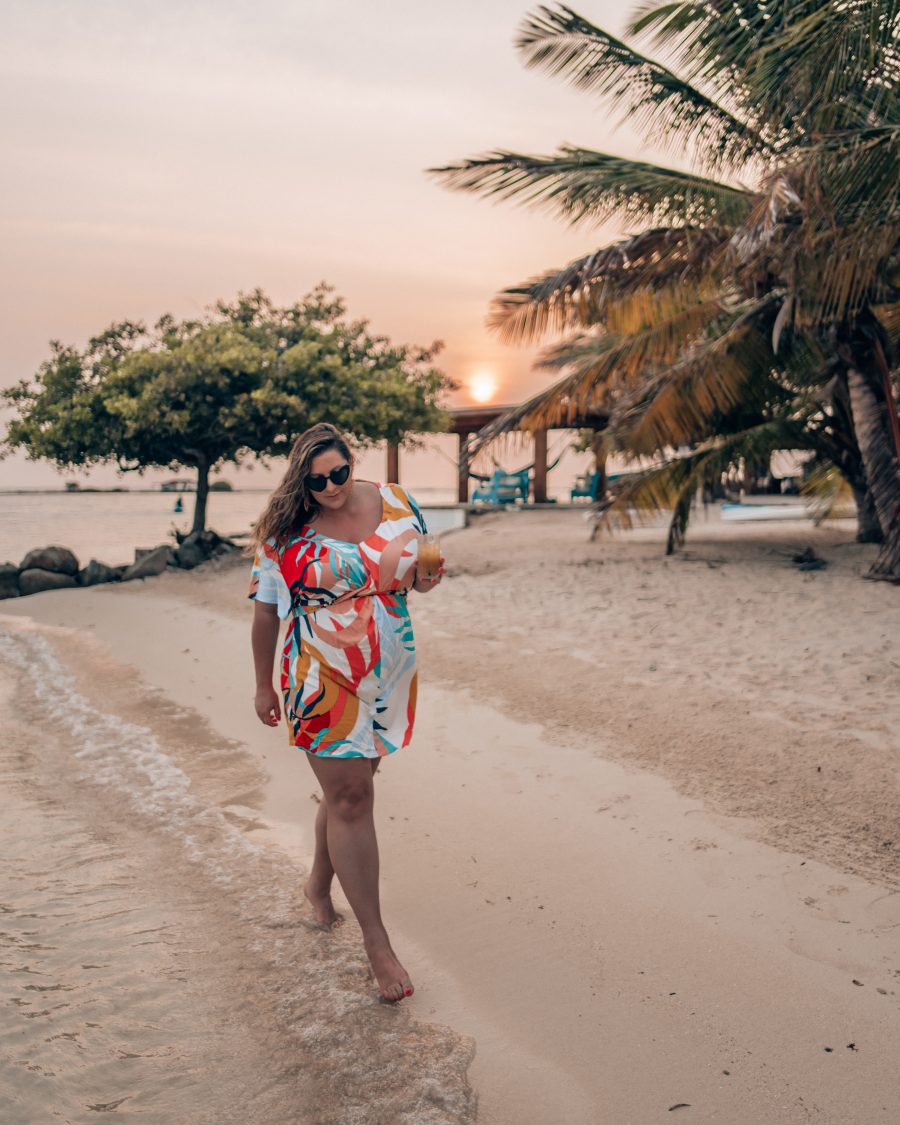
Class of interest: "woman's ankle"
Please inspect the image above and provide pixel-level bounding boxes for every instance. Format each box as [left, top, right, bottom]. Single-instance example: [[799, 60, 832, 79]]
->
[[361, 925, 392, 951], [304, 871, 333, 897]]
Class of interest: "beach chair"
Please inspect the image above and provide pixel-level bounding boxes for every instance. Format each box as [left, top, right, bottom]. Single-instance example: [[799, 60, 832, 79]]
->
[[570, 470, 600, 502], [471, 468, 531, 505]]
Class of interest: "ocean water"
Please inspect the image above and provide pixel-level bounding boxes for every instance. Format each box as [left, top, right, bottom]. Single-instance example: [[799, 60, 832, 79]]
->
[[0, 488, 458, 569], [0, 619, 475, 1123]]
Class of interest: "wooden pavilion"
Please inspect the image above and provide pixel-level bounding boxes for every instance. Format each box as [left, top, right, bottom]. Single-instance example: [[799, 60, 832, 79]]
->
[[385, 404, 608, 503]]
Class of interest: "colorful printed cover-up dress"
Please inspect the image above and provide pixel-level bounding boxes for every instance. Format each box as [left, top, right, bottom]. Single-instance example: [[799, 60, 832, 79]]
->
[[248, 483, 427, 759]]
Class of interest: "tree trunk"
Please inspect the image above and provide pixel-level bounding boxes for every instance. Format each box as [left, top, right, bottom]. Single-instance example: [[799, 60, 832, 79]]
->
[[591, 431, 608, 496], [846, 365, 900, 580], [827, 369, 883, 543], [665, 486, 695, 555], [849, 481, 882, 543], [192, 457, 210, 535], [870, 524, 900, 579]]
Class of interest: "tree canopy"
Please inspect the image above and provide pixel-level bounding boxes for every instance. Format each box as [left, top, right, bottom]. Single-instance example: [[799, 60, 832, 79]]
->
[[2, 287, 451, 533], [433, 1, 900, 578]]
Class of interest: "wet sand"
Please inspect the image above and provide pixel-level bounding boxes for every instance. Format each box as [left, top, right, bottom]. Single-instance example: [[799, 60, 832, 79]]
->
[[0, 625, 474, 1124], [0, 672, 293, 1124], [3, 507, 900, 1122]]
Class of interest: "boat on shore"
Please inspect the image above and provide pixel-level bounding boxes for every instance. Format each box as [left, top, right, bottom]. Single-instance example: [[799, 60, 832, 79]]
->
[[721, 501, 812, 522]]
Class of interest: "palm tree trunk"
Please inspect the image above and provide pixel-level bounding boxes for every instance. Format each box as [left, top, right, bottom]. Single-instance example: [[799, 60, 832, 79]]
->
[[665, 486, 695, 555], [826, 370, 883, 543], [846, 365, 900, 581], [850, 481, 883, 544]]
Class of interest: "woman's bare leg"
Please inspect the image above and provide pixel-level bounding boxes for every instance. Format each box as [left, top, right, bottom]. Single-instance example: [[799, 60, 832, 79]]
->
[[306, 754, 412, 1002], [304, 761, 379, 926], [303, 799, 344, 927]]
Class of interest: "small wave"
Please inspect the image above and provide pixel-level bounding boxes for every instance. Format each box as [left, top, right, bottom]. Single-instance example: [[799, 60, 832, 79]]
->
[[0, 628, 262, 882]]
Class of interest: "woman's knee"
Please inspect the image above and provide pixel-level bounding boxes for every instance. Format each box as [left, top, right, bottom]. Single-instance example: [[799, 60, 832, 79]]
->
[[327, 780, 374, 822]]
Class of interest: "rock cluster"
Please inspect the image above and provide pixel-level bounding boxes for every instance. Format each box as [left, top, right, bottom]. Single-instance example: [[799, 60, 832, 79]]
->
[[0, 530, 239, 600]]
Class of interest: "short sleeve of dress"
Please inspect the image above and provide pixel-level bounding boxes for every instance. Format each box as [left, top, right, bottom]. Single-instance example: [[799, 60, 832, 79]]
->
[[247, 540, 291, 620]]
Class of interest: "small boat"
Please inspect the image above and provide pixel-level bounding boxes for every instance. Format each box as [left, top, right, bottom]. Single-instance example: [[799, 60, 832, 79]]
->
[[721, 502, 811, 522]]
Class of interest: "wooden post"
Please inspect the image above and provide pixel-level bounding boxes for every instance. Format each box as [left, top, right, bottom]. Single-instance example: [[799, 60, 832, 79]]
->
[[457, 432, 471, 503], [386, 441, 400, 483], [533, 429, 548, 503], [595, 442, 608, 498]]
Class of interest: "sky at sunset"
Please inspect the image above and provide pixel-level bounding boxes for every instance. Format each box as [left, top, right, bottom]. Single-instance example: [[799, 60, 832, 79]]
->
[[1, 0, 656, 489]]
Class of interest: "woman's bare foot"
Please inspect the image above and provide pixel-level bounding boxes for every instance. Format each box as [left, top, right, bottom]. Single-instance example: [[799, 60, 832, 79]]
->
[[303, 880, 344, 929], [364, 934, 414, 1002]]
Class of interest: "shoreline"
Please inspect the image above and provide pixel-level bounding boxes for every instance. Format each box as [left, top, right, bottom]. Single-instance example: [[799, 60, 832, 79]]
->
[[0, 617, 476, 1124], [0, 488, 465, 575], [3, 508, 899, 1122]]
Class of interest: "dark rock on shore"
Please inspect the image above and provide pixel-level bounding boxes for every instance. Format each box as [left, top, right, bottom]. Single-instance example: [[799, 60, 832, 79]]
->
[[174, 540, 206, 569], [123, 545, 173, 581], [78, 560, 125, 587], [174, 529, 239, 569], [175, 531, 215, 568], [7, 529, 240, 599], [0, 563, 20, 599], [19, 568, 79, 595], [19, 545, 80, 576]]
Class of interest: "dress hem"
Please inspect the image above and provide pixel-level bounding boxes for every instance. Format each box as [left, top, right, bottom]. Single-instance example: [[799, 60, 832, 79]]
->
[[292, 742, 403, 760]]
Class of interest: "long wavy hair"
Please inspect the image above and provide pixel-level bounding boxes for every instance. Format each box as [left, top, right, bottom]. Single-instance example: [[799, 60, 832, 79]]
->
[[251, 423, 353, 549]]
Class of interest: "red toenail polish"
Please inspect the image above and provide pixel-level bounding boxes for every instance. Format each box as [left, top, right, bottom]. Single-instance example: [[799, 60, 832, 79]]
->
[[404, 988, 412, 996]]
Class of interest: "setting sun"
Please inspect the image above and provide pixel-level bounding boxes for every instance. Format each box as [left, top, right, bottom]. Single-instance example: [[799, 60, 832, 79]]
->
[[469, 370, 498, 404]]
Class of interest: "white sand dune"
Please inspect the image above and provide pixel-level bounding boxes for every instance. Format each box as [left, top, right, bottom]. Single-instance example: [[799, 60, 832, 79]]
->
[[3, 507, 899, 1123]]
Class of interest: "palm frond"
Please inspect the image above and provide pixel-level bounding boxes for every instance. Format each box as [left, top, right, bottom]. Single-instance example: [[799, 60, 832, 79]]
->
[[795, 127, 900, 320], [469, 292, 728, 453], [487, 226, 728, 343], [802, 463, 855, 524], [516, 4, 770, 170], [537, 290, 725, 382], [600, 414, 815, 551], [429, 148, 753, 229], [805, 126, 900, 226], [728, 170, 802, 265], [804, 226, 900, 324], [608, 296, 781, 454], [730, 144, 900, 322], [629, 1, 792, 102], [873, 302, 900, 356], [631, 1, 900, 136], [752, 1, 900, 132]]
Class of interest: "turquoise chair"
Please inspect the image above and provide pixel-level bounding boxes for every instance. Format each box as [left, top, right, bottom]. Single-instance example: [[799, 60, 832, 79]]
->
[[570, 470, 600, 502], [472, 468, 531, 505]]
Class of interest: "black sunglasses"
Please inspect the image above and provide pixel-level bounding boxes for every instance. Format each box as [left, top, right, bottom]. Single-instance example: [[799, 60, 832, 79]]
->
[[306, 463, 351, 492]]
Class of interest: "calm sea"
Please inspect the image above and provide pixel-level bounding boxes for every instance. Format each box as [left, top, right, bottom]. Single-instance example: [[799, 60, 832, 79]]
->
[[0, 487, 458, 569]]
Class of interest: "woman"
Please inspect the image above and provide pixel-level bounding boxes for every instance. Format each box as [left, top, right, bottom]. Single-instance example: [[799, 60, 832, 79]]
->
[[248, 423, 442, 1003]]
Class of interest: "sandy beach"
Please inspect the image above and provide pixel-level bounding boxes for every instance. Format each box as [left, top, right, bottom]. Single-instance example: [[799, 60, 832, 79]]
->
[[2, 506, 899, 1123]]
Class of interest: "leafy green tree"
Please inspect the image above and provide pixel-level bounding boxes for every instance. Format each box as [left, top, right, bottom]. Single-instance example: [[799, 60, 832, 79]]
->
[[433, 2, 900, 579], [2, 287, 450, 534]]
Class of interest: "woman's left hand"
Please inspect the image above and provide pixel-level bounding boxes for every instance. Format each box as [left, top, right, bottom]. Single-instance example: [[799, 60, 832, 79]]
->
[[413, 557, 445, 593]]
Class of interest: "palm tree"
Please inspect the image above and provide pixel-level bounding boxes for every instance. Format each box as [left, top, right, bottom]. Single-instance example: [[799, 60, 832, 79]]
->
[[432, 2, 900, 579]]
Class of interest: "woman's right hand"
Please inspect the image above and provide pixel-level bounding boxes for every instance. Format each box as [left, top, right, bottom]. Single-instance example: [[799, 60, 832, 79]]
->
[[255, 684, 282, 727]]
